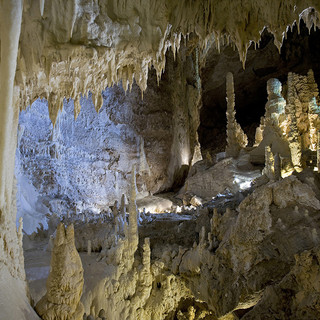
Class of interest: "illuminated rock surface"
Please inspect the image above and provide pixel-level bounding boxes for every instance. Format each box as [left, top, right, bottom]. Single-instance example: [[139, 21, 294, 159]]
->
[[1, 1, 320, 320], [35, 223, 84, 320]]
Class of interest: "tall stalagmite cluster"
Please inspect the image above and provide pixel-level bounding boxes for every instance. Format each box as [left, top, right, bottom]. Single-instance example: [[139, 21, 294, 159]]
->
[[250, 70, 320, 176]]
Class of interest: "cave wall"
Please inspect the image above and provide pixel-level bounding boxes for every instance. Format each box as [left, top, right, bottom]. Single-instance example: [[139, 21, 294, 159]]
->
[[16, 49, 201, 233]]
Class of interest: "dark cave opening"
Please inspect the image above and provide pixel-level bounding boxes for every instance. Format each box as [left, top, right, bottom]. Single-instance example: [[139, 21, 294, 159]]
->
[[199, 20, 320, 156]]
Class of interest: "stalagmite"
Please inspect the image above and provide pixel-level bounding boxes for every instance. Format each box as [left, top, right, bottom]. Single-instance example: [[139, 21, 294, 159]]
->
[[112, 200, 119, 217], [264, 78, 287, 134], [262, 146, 275, 180], [287, 72, 303, 172], [198, 226, 207, 253], [128, 165, 139, 249], [254, 117, 266, 147], [36, 223, 84, 320], [251, 72, 320, 174], [142, 237, 151, 269], [225, 72, 248, 158], [274, 153, 281, 180], [191, 133, 203, 166]]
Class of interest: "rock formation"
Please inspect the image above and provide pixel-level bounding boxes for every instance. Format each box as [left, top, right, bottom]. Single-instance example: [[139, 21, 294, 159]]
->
[[1, 1, 320, 320], [251, 78, 291, 165], [287, 72, 303, 172], [262, 146, 275, 180], [225, 72, 248, 158], [35, 223, 84, 320], [15, 49, 201, 232], [251, 70, 320, 176]]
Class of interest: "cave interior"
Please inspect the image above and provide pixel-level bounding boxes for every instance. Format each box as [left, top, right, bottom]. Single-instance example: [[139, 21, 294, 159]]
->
[[1, 1, 320, 320]]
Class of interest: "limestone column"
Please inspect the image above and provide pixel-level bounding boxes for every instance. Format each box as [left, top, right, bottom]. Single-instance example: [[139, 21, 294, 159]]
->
[[225, 72, 247, 158], [287, 72, 303, 172], [0, 0, 28, 294]]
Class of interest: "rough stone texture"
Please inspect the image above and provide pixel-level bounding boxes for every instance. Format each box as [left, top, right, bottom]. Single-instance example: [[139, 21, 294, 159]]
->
[[199, 22, 320, 154], [241, 246, 320, 319], [179, 155, 261, 200], [225, 72, 248, 158], [16, 50, 201, 234], [175, 175, 320, 319], [24, 172, 320, 320], [1, 1, 320, 319], [249, 69, 320, 175], [36, 223, 84, 320], [17, 1, 320, 120]]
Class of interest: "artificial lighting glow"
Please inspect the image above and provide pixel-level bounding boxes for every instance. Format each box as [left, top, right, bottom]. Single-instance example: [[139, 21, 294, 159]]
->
[[239, 181, 252, 190], [233, 173, 260, 191], [281, 169, 294, 178]]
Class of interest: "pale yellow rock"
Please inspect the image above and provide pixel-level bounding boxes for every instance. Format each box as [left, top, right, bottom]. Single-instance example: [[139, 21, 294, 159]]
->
[[251, 71, 320, 173], [36, 223, 84, 320], [1, 1, 320, 319], [254, 116, 265, 147], [262, 145, 275, 180]]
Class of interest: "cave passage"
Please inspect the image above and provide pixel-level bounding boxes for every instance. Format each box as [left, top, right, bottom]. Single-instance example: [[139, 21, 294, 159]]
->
[[199, 21, 320, 155]]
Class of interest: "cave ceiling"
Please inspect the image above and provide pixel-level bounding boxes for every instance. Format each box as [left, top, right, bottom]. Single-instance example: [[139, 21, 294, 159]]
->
[[17, 1, 320, 124]]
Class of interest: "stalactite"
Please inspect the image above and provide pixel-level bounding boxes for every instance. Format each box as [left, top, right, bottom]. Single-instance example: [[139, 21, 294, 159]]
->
[[14, 1, 320, 125], [2, 2, 320, 319]]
